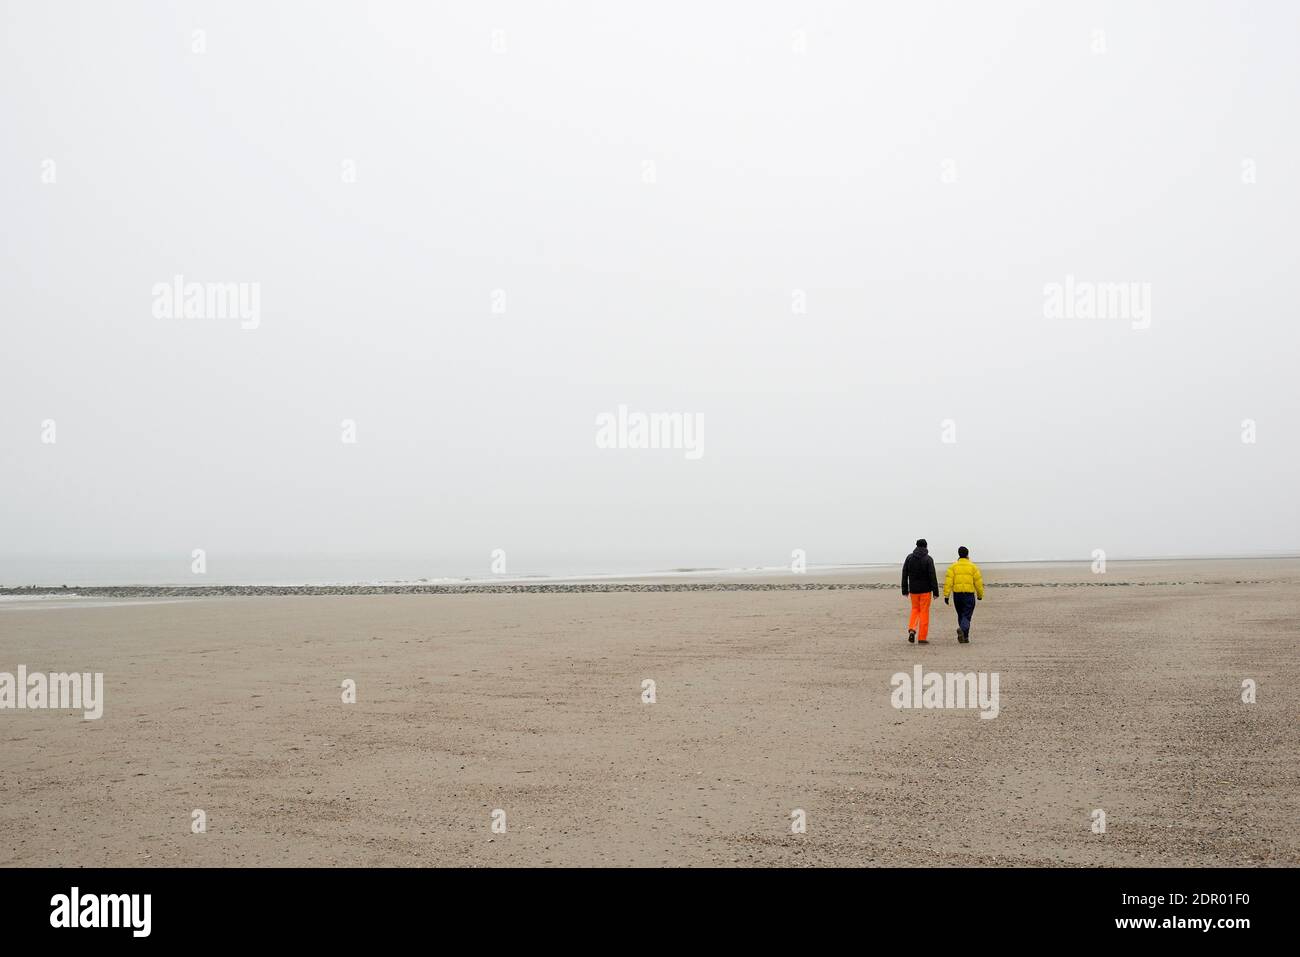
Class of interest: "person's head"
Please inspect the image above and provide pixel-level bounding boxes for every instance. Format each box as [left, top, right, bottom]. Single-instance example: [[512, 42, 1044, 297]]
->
[[958, 546, 969, 559], [916, 538, 927, 549]]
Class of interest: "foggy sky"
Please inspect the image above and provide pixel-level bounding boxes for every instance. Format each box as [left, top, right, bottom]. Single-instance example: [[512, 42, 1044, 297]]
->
[[3, 1, 1298, 574]]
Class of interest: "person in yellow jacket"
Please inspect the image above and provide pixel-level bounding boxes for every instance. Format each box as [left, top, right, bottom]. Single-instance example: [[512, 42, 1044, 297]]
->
[[942, 546, 984, 644]]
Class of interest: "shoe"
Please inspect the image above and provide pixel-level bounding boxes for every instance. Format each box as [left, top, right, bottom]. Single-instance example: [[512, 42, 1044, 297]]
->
[[908, 629, 916, 643], [917, 639, 929, 645], [959, 630, 970, 644], [956, 627, 963, 641]]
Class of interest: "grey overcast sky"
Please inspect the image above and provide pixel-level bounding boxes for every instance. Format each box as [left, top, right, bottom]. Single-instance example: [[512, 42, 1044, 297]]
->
[[2, 1, 1298, 576]]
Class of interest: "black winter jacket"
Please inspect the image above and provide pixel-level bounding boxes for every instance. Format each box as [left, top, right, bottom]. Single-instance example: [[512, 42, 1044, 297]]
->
[[901, 547, 939, 597]]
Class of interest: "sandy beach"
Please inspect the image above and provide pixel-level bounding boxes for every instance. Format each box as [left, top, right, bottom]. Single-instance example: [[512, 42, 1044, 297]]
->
[[1, 559, 1297, 867]]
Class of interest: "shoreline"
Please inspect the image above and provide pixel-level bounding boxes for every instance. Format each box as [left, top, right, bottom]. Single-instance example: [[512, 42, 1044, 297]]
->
[[2, 578, 1293, 600], [3, 556, 1299, 593]]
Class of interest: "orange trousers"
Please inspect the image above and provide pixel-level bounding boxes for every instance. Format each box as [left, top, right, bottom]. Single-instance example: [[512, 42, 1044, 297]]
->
[[908, 593, 932, 641]]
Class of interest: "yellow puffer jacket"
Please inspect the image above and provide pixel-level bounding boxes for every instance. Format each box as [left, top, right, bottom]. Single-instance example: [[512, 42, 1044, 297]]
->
[[943, 558, 984, 599]]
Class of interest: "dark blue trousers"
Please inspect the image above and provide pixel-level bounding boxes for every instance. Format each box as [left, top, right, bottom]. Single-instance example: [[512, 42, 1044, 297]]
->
[[953, 592, 977, 634]]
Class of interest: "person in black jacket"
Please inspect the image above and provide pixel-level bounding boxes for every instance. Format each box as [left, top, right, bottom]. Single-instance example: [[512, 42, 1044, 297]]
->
[[901, 538, 940, 644]]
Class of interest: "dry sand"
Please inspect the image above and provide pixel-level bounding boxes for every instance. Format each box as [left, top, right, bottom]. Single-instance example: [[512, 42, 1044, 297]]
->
[[1, 559, 1297, 867]]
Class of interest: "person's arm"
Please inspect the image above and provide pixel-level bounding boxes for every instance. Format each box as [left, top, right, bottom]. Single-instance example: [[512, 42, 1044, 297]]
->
[[901, 556, 910, 596], [930, 558, 940, 597], [943, 563, 953, 601], [974, 563, 984, 600]]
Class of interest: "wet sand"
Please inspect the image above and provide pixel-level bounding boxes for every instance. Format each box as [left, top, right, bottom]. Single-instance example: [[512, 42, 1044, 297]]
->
[[1, 560, 1297, 867]]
